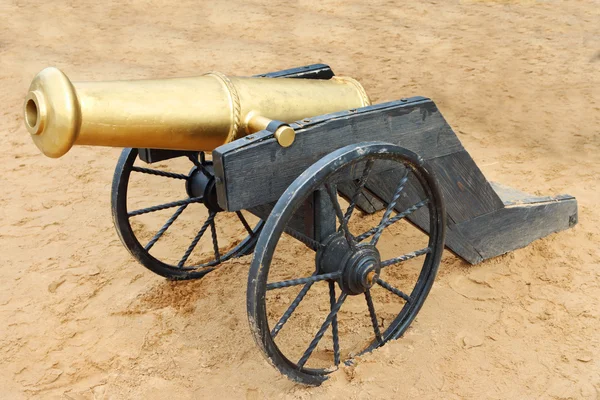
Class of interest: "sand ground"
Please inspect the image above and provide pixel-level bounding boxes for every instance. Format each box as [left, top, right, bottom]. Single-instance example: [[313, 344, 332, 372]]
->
[[1, 0, 599, 398]]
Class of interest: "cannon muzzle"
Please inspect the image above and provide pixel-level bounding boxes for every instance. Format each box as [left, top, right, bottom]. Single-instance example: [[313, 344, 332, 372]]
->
[[23, 67, 371, 158]]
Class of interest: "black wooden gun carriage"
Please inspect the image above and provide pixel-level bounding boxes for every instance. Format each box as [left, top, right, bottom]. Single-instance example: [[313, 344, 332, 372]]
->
[[23, 64, 577, 385]]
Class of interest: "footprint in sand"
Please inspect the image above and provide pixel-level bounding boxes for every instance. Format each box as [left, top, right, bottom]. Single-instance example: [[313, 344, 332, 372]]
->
[[449, 275, 499, 301]]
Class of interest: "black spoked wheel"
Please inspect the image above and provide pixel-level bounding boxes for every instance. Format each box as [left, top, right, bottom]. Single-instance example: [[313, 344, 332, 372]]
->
[[247, 142, 446, 385], [112, 148, 263, 280]]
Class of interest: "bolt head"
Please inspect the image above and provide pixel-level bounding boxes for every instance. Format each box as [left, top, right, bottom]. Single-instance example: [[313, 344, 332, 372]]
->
[[366, 270, 376, 285]]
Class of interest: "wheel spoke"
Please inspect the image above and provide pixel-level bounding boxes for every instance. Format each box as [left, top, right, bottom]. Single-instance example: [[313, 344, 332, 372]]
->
[[177, 212, 215, 268], [371, 168, 410, 246], [284, 227, 322, 251], [297, 292, 348, 369], [325, 184, 355, 246], [380, 247, 430, 268], [144, 204, 188, 251], [128, 196, 203, 217], [329, 281, 341, 365], [271, 279, 314, 338], [376, 278, 411, 302], [131, 166, 188, 180], [236, 211, 254, 236], [357, 199, 429, 242], [209, 217, 221, 263], [365, 289, 383, 344], [329, 281, 340, 365], [266, 272, 340, 291], [325, 184, 346, 226], [343, 159, 375, 224]]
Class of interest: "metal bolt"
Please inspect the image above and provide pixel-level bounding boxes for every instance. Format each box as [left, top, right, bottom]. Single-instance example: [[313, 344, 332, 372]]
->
[[366, 270, 376, 285]]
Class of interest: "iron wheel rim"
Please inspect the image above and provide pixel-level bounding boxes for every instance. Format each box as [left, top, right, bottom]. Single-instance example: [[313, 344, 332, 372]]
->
[[112, 148, 263, 280], [247, 142, 446, 385]]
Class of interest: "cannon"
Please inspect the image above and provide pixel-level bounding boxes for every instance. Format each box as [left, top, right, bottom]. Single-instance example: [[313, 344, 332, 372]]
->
[[23, 64, 577, 385]]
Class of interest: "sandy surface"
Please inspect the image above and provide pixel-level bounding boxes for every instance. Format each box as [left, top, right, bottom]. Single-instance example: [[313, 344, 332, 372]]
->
[[1, 0, 599, 398]]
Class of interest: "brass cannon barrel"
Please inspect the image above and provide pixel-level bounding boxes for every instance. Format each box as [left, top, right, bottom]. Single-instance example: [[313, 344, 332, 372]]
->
[[23, 67, 371, 158]]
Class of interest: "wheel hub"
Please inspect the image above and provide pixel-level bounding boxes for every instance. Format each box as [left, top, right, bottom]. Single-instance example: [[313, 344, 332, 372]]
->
[[186, 165, 222, 212], [316, 232, 381, 295]]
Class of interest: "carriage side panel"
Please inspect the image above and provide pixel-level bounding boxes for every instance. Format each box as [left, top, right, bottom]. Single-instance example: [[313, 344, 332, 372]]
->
[[213, 97, 469, 212]]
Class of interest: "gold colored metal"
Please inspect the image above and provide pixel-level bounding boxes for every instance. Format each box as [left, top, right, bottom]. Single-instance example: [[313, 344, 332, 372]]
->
[[23, 67, 371, 158], [273, 126, 295, 148], [245, 112, 273, 134], [245, 112, 295, 147]]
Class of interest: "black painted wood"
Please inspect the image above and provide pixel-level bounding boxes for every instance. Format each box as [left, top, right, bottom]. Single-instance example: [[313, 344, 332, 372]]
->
[[249, 199, 313, 239], [364, 166, 485, 264], [254, 63, 335, 80], [137, 149, 197, 164], [337, 181, 385, 214], [427, 151, 504, 224], [490, 182, 575, 206], [456, 196, 577, 261], [361, 160, 577, 263], [214, 97, 464, 212], [405, 210, 484, 264], [213, 97, 578, 265], [313, 189, 337, 242]]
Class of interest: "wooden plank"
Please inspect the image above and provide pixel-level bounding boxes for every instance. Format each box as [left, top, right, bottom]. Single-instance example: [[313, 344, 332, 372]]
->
[[405, 208, 484, 264], [313, 189, 337, 242], [214, 97, 464, 212], [455, 196, 578, 261], [214, 96, 578, 266], [358, 151, 504, 225], [427, 151, 504, 224], [249, 198, 314, 239], [337, 181, 385, 214], [364, 167, 484, 263], [365, 166, 423, 209], [254, 63, 335, 80], [248, 190, 336, 246], [490, 182, 574, 206]]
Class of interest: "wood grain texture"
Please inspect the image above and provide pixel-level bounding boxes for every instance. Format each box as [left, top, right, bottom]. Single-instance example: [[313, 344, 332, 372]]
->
[[213, 98, 578, 265], [337, 181, 385, 214], [406, 209, 485, 264], [490, 182, 575, 206], [455, 196, 578, 260], [427, 151, 504, 224], [248, 198, 314, 239], [364, 166, 485, 264], [214, 97, 463, 212]]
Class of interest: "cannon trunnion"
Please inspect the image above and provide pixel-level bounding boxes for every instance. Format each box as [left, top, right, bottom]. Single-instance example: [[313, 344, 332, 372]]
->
[[22, 64, 577, 385]]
